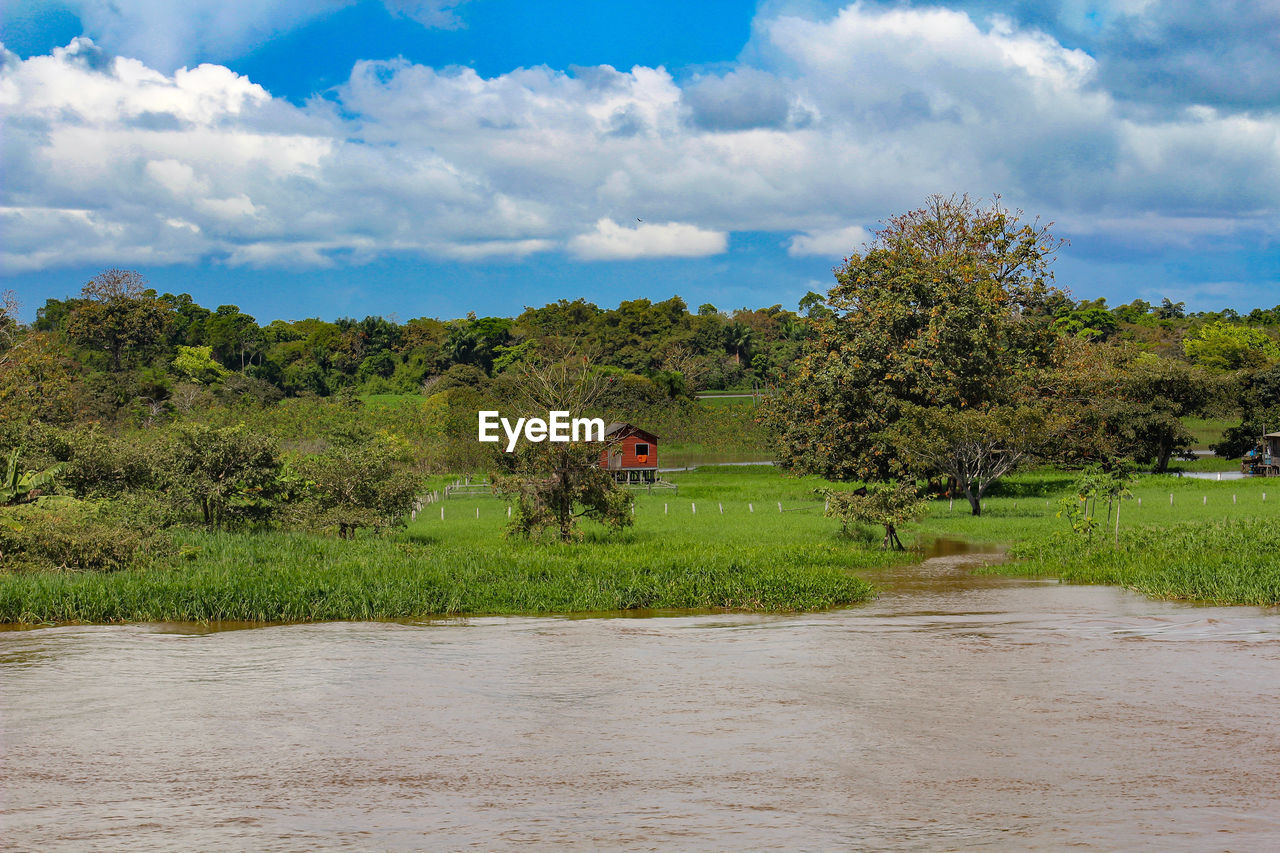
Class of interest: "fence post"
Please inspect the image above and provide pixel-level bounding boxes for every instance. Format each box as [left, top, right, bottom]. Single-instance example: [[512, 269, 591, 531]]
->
[[475, 507, 479, 519], [508, 505, 512, 518], [440, 506, 444, 521], [1203, 496, 1207, 505], [692, 502, 697, 514], [749, 503, 754, 513], [777, 502, 782, 513], [1170, 493, 1174, 505], [664, 503, 668, 515], [719, 502, 723, 514], [1233, 494, 1237, 504]]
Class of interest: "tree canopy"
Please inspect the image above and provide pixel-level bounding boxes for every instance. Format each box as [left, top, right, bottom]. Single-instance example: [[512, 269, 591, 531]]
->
[[764, 194, 1065, 487]]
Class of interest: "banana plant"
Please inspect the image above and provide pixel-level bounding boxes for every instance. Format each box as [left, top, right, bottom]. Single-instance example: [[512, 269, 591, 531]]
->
[[2, 449, 63, 506]]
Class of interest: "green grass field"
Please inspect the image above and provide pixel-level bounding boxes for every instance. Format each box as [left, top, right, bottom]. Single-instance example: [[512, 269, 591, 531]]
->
[[4, 451, 1277, 624], [915, 468, 1279, 606], [1182, 415, 1236, 449], [0, 467, 898, 624]]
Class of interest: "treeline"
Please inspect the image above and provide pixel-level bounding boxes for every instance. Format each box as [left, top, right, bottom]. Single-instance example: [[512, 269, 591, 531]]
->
[[16, 270, 807, 421], [5, 269, 1278, 430]]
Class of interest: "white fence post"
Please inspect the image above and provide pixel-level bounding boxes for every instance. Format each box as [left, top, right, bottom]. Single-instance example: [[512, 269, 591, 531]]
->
[[777, 502, 782, 513], [748, 503, 754, 513], [692, 502, 697, 514]]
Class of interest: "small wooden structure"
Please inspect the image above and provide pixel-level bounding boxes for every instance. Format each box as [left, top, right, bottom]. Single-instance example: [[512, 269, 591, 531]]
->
[[600, 423, 659, 485], [1242, 432, 1280, 477]]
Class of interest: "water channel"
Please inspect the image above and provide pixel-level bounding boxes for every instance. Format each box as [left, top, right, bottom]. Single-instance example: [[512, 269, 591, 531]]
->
[[3, 544, 1279, 850]]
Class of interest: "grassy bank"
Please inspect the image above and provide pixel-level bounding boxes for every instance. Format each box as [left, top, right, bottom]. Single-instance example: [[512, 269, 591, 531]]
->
[[0, 468, 893, 624], [917, 469, 1280, 606], [1004, 519, 1280, 606], [4, 465, 1277, 624]]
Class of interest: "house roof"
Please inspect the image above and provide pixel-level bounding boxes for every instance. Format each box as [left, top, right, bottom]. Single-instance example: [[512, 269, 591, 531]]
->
[[1264, 432, 1280, 439], [604, 422, 658, 442]]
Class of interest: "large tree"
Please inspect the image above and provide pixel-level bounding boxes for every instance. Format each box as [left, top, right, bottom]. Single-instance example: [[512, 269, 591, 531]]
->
[[65, 269, 173, 372], [764, 195, 1065, 484]]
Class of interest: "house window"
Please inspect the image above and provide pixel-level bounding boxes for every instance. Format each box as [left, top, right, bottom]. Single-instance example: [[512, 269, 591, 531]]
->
[[634, 443, 649, 457]]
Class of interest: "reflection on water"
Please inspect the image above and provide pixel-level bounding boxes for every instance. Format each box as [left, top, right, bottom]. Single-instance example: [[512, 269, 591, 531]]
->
[[3, 553, 1280, 851]]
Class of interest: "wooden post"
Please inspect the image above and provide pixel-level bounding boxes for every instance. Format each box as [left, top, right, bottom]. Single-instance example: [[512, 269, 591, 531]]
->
[[664, 503, 668, 515], [1170, 493, 1174, 505], [1115, 495, 1121, 544], [440, 506, 444, 520], [692, 502, 696, 514], [777, 502, 782, 513], [475, 507, 479, 519], [1233, 494, 1237, 504], [508, 505, 512, 518], [749, 503, 754, 513], [719, 502, 723, 514], [1203, 495, 1207, 505]]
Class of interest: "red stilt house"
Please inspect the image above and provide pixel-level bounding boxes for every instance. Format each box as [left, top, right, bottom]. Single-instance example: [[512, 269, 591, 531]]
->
[[600, 423, 659, 484]]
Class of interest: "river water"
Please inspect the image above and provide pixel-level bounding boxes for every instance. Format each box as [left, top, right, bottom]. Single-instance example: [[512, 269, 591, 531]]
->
[[3, 547, 1280, 851]]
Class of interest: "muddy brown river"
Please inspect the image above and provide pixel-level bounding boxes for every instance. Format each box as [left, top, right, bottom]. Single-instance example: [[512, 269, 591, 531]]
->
[[3, 547, 1279, 851]]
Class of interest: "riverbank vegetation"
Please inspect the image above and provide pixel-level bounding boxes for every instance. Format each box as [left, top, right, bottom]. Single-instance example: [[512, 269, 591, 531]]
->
[[0, 468, 891, 623], [4, 194, 1280, 623]]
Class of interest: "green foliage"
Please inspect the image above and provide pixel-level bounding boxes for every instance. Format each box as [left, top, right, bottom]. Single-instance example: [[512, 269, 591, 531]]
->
[[172, 344, 230, 384], [495, 442, 634, 542], [1055, 464, 1133, 541], [163, 423, 281, 528], [491, 358, 633, 542], [0, 497, 154, 572], [65, 269, 174, 372], [765, 194, 1064, 482], [289, 432, 420, 538], [824, 482, 927, 549], [59, 425, 159, 497], [1214, 363, 1280, 458], [1010, 519, 1280, 606], [1184, 320, 1280, 370], [891, 403, 1052, 514], [0, 468, 892, 622], [1048, 341, 1215, 471], [2, 449, 63, 506]]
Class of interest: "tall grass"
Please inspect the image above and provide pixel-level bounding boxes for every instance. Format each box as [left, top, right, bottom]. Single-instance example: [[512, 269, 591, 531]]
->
[[1002, 519, 1280, 606], [0, 467, 894, 624], [6, 465, 1277, 623], [919, 469, 1280, 606]]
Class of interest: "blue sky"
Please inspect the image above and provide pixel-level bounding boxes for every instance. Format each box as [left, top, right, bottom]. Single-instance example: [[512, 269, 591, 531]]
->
[[2, 0, 1277, 323]]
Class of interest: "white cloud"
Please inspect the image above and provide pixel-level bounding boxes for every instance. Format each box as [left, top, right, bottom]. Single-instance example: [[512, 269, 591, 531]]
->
[[1, 3, 1278, 276], [787, 225, 872, 257], [569, 219, 727, 261]]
